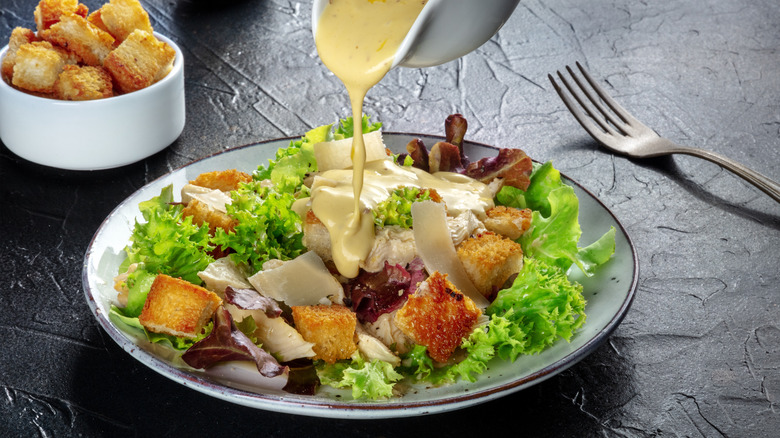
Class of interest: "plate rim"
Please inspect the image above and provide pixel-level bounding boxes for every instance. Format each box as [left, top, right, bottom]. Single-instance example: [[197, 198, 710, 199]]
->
[[82, 133, 639, 418]]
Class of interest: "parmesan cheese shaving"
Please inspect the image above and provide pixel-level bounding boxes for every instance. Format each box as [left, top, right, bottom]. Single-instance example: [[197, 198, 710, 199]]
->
[[313, 130, 388, 172], [247, 251, 345, 306], [411, 201, 489, 309]]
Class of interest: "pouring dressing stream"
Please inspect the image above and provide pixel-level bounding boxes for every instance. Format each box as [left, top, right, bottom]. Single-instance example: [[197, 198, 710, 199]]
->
[[313, 0, 428, 278]]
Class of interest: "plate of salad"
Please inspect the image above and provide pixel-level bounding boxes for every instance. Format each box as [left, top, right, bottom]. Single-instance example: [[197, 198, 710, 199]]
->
[[82, 115, 638, 419]]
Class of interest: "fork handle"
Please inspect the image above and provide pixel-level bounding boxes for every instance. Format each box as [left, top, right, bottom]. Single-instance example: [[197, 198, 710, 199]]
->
[[669, 145, 780, 203]]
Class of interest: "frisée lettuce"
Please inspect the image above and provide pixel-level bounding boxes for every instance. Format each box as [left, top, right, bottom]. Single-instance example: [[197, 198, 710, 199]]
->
[[497, 161, 616, 276]]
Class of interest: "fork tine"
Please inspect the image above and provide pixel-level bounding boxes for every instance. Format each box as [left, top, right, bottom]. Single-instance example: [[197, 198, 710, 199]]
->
[[554, 69, 617, 135], [574, 61, 643, 128], [565, 65, 629, 136], [548, 73, 613, 145]]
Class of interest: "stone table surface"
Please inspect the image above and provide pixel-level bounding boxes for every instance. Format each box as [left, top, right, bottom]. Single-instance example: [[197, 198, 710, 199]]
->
[[1, 0, 779, 436]]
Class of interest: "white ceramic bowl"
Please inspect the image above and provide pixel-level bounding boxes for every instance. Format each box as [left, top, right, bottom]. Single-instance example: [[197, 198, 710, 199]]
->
[[0, 33, 185, 170]]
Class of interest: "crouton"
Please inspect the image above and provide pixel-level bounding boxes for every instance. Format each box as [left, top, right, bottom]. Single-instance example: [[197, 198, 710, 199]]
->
[[86, 9, 109, 33], [456, 232, 523, 300], [291, 304, 357, 364], [54, 64, 113, 100], [181, 198, 238, 235], [1, 28, 39, 82], [11, 41, 72, 93], [190, 169, 253, 192], [33, 0, 86, 33], [138, 274, 222, 338], [103, 29, 174, 93], [95, 0, 153, 43], [393, 271, 481, 362], [45, 13, 116, 66], [302, 211, 333, 263], [483, 205, 532, 240]]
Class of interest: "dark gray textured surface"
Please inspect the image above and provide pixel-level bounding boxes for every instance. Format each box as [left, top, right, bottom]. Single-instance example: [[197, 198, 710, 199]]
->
[[1, 0, 778, 436]]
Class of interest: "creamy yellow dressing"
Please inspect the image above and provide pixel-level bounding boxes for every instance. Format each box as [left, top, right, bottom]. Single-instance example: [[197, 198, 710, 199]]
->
[[314, 0, 427, 277], [314, 161, 494, 220]]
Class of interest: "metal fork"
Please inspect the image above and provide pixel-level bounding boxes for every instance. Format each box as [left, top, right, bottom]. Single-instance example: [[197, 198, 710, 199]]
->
[[549, 62, 780, 203]]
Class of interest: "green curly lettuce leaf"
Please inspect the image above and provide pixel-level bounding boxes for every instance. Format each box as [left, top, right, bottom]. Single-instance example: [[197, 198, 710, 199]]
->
[[120, 185, 215, 285], [255, 124, 331, 194], [212, 182, 305, 275], [373, 187, 433, 228], [496, 161, 615, 276], [398, 344, 452, 385], [316, 353, 402, 399], [487, 257, 586, 353], [333, 114, 382, 140]]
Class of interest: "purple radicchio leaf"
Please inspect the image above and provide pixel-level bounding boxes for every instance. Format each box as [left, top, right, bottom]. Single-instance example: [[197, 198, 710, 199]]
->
[[224, 286, 282, 318], [406, 257, 427, 291], [429, 141, 464, 173], [281, 358, 320, 396], [464, 148, 533, 191], [181, 307, 288, 378], [405, 138, 429, 171], [345, 259, 428, 323], [445, 113, 468, 158]]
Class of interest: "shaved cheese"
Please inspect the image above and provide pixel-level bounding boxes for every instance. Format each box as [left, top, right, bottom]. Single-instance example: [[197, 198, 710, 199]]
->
[[313, 130, 388, 172], [198, 257, 252, 296], [247, 251, 345, 306], [226, 308, 316, 362], [181, 183, 232, 213], [411, 201, 489, 308]]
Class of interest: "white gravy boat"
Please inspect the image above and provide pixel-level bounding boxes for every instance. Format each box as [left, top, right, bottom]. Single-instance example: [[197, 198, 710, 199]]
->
[[312, 0, 521, 69]]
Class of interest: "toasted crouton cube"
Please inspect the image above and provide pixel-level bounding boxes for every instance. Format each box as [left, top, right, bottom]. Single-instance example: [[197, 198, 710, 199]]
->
[[33, 0, 86, 32], [302, 211, 333, 263], [86, 9, 109, 33], [11, 41, 72, 93], [1, 28, 39, 82], [457, 232, 524, 300], [96, 0, 154, 43], [291, 304, 357, 364], [45, 13, 116, 66], [394, 271, 481, 362], [54, 64, 113, 100], [138, 274, 222, 338], [103, 29, 174, 93], [181, 198, 238, 235], [190, 169, 253, 192], [483, 206, 532, 240]]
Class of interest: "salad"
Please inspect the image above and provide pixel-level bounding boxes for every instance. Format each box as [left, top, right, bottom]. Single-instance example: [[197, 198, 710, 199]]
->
[[109, 114, 616, 400]]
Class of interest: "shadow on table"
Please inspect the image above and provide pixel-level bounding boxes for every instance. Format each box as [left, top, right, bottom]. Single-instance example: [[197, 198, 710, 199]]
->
[[633, 155, 780, 229], [556, 139, 780, 229]]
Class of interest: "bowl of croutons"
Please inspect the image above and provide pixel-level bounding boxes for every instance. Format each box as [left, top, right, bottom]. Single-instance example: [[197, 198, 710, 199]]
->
[[0, 0, 185, 171]]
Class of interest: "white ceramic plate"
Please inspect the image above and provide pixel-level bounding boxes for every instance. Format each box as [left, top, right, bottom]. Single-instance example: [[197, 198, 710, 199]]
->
[[82, 134, 638, 419]]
